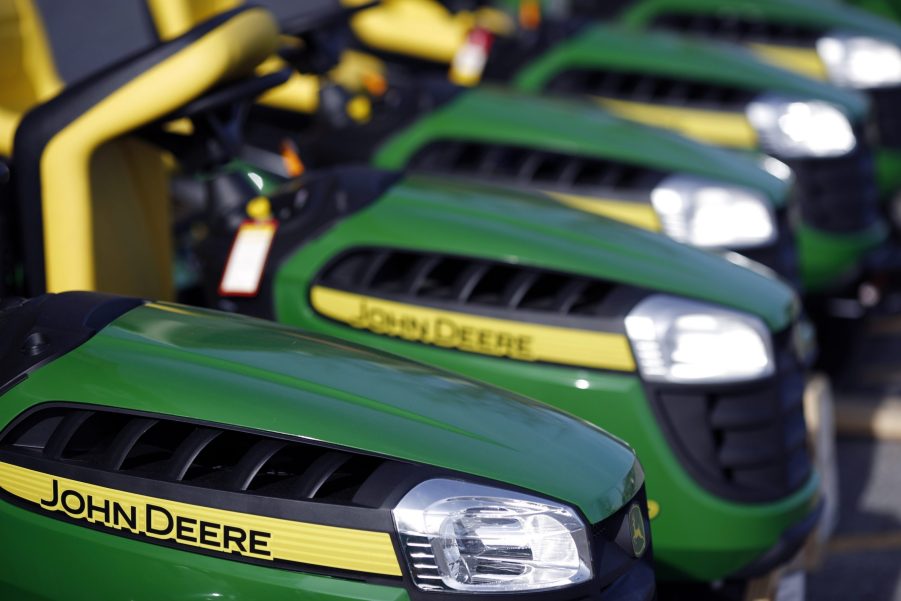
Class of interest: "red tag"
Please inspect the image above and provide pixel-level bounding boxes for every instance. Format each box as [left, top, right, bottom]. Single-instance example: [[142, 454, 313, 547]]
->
[[218, 220, 278, 297], [449, 27, 495, 86]]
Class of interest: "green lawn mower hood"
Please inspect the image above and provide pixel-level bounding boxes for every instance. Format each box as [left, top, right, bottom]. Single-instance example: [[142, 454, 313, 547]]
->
[[284, 174, 797, 327], [370, 86, 798, 280], [607, 0, 901, 198], [376, 87, 789, 199], [0, 292, 654, 600], [339, 0, 888, 292], [201, 165, 820, 583]]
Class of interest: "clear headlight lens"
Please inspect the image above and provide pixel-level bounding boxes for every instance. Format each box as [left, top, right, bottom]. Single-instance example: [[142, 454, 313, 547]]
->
[[817, 34, 901, 88], [393, 479, 592, 593], [746, 95, 856, 158], [650, 175, 776, 249], [625, 295, 774, 384]]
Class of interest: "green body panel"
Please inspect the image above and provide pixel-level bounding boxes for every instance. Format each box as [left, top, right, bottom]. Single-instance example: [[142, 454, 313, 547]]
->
[[877, 148, 901, 195], [270, 175, 813, 580], [513, 24, 869, 121], [373, 86, 787, 206], [847, 0, 901, 20], [1, 499, 409, 601], [797, 222, 890, 291], [0, 303, 640, 524], [618, 0, 901, 46]]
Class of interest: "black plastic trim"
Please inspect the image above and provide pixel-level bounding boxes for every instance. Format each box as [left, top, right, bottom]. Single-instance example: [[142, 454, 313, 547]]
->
[[649, 12, 824, 47], [783, 140, 882, 234], [641, 326, 814, 503], [407, 139, 668, 197], [313, 246, 648, 333], [730, 500, 823, 579], [544, 67, 757, 112], [739, 205, 801, 288], [0, 292, 143, 396]]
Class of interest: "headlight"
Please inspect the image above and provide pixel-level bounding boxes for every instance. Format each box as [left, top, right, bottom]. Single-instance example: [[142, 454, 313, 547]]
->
[[393, 479, 592, 592], [746, 95, 856, 158], [625, 295, 774, 384], [817, 34, 901, 88], [650, 175, 776, 249]]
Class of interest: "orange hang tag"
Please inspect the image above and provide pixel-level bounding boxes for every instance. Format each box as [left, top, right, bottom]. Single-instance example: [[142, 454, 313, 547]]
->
[[280, 138, 305, 177], [449, 27, 494, 87], [519, 0, 541, 30], [219, 219, 278, 297]]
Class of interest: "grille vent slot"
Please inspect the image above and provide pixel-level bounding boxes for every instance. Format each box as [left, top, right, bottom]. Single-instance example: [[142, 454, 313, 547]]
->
[[544, 68, 757, 111], [408, 140, 666, 194], [401, 534, 444, 591], [651, 13, 823, 47], [319, 249, 630, 319], [0, 407, 404, 508]]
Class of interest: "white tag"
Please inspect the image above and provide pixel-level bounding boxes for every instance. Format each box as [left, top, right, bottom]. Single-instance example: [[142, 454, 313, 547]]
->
[[449, 29, 493, 86], [775, 571, 806, 601], [219, 220, 277, 297]]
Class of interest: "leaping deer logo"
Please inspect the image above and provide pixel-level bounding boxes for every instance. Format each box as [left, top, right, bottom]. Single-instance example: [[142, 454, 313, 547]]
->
[[629, 504, 647, 558]]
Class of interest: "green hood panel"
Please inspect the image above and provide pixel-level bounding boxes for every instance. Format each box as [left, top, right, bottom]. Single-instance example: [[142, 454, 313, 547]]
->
[[621, 0, 901, 45], [277, 175, 796, 330], [3, 303, 639, 524], [374, 86, 788, 204], [514, 24, 869, 120]]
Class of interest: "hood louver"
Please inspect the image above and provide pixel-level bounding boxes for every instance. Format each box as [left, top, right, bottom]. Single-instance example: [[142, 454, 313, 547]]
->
[[545, 68, 757, 111], [1, 406, 409, 508], [407, 140, 666, 195], [651, 13, 823, 47], [319, 248, 640, 321]]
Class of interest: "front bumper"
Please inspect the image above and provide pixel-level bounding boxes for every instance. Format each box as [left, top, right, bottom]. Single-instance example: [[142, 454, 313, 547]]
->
[[0, 481, 656, 601]]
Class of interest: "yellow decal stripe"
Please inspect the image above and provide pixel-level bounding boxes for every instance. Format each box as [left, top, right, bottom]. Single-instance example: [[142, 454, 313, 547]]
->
[[544, 191, 661, 232], [747, 43, 829, 81], [0, 462, 401, 576], [594, 97, 758, 149], [311, 286, 636, 372]]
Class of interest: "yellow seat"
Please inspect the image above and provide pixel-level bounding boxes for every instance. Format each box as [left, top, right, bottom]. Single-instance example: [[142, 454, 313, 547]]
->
[[0, 1, 277, 298]]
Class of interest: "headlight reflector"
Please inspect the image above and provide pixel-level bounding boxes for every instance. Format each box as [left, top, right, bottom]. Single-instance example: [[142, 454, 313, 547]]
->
[[817, 34, 901, 88], [746, 96, 856, 158], [393, 479, 592, 592], [650, 175, 776, 248], [625, 295, 774, 384]]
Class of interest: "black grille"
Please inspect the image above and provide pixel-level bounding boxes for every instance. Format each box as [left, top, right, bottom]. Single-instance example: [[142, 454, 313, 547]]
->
[[645, 328, 812, 503], [786, 143, 882, 233], [544, 68, 757, 111], [0, 406, 406, 508], [741, 206, 801, 287], [408, 140, 667, 195], [651, 12, 823, 47], [868, 86, 901, 149], [318, 248, 642, 324]]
